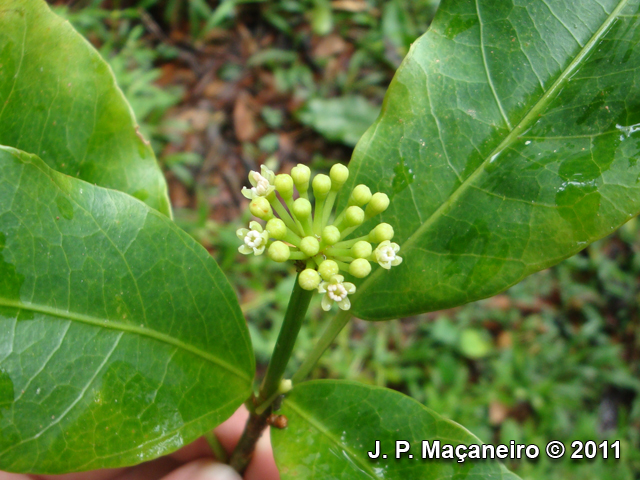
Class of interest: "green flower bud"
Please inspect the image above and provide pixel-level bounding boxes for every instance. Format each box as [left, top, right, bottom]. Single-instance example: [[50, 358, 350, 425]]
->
[[321, 225, 341, 246], [345, 206, 365, 227], [298, 268, 321, 291], [291, 164, 311, 193], [268, 241, 290, 262], [365, 192, 390, 218], [369, 223, 394, 243], [318, 259, 339, 281], [250, 197, 274, 220], [349, 258, 371, 278], [292, 197, 312, 220], [278, 379, 293, 394], [349, 184, 372, 206], [329, 164, 349, 190], [312, 174, 332, 200], [266, 218, 287, 240], [274, 174, 294, 199], [300, 236, 320, 257], [351, 240, 373, 259]]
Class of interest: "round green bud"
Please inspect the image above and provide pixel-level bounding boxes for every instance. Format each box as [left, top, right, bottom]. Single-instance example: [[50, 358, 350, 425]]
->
[[312, 174, 332, 199], [321, 225, 341, 246], [351, 240, 373, 259], [365, 192, 390, 217], [349, 258, 372, 278], [268, 241, 290, 262], [291, 164, 311, 192], [278, 379, 293, 395], [369, 223, 394, 243], [292, 197, 312, 220], [345, 206, 365, 227], [349, 184, 372, 206], [298, 268, 321, 291], [274, 174, 294, 199], [329, 164, 349, 189], [250, 197, 274, 220], [318, 259, 339, 281], [266, 218, 287, 240], [300, 236, 320, 257]]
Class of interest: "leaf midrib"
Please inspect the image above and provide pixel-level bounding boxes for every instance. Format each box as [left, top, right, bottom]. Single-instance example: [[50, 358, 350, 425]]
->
[[353, 0, 630, 307], [283, 398, 382, 480], [0, 297, 250, 382]]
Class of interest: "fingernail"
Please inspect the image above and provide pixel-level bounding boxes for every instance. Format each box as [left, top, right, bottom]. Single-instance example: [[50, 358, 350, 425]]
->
[[195, 463, 243, 480]]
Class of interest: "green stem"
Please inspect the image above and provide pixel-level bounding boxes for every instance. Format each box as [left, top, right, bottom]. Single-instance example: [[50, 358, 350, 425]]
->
[[258, 274, 314, 404], [325, 247, 352, 257], [339, 225, 358, 240], [283, 229, 302, 247], [204, 430, 228, 463], [269, 195, 301, 235], [334, 259, 352, 270], [322, 191, 338, 226], [292, 309, 351, 383], [285, 197, 306, 235], [313, 195, 326, 235], [229, 273, 313, 474], [333, 234, 370, 249]]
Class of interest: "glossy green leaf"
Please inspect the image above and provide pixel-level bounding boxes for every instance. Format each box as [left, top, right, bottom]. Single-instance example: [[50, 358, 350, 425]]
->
[[0, 146, 253, 474], [0, 0, 171, 216], [345, 0, 640, 319], [272, 380, 520, 480]]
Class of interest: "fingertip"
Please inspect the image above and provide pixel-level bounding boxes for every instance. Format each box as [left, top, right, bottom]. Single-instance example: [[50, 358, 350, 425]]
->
[[193, 464, 243, 480], [159, 460, 241, 480]]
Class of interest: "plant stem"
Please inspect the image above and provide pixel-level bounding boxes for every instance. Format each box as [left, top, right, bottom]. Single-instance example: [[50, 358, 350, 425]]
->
[[229, 408, 271, 474], [258, 277, 314, 402], [292, 309, 351, 383], [229, 274, 313, 474], [204, 430, 228, 464]]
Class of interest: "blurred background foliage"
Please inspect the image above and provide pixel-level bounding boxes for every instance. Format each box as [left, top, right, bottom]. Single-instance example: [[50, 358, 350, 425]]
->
[[48, 1, 640, 478]]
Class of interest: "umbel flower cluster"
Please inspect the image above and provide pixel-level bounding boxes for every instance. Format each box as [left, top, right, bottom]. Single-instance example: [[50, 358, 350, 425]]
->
[[237, 163, 402, 312]]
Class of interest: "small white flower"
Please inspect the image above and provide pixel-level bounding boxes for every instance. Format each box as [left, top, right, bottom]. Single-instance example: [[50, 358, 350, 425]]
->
[[373, 240, 402, 269], [241, 165, 276, 199], [236, 221, 269, 255], [318, 275, 356, 311]]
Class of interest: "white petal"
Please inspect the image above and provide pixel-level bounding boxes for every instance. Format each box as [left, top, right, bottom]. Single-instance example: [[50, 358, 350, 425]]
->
[[321, 295, 333, 311], [239, 245, 253, 255], [392, 256, 403, 266], [344, 283, 356, 294], [380, 261, 392, 270], [254, 246, 265, 255], [338, 297, 351, 310], [249, 171, 259, 187], [236, 228, 249, 240], [333, 275, 344, 284], [392, 243, 400, 253], [241, 187, 255, 199], [318, 282, 328, 294]]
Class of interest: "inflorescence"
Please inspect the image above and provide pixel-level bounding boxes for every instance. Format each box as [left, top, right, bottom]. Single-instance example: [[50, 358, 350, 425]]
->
[[237, 163, 402, 312]]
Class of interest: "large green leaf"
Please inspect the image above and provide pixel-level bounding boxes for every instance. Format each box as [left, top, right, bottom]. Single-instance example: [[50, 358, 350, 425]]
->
[[0, 0, 171, 216], [0, 146, 253, 473], [345, 0, 640, 319], [272, 380, 520, 480]]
